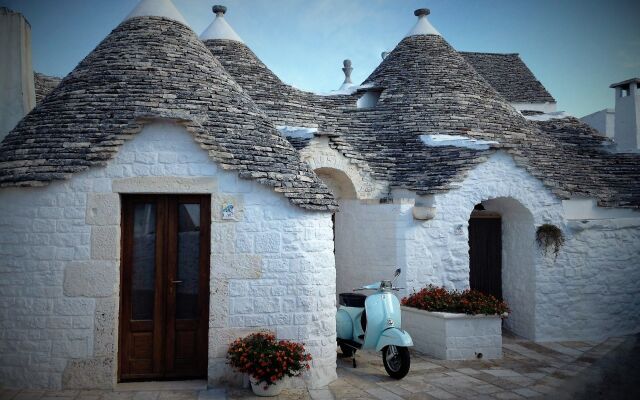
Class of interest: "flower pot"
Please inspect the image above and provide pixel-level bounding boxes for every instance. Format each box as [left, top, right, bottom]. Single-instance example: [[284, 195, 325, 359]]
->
[[249, 376, 286, 397]]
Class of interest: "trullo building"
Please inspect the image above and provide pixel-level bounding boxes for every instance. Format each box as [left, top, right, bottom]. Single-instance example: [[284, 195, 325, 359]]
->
[[0, 0, 639, 390]]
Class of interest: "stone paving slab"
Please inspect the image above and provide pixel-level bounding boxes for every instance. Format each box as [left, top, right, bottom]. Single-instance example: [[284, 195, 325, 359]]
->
[[1, 334, 636, 400]]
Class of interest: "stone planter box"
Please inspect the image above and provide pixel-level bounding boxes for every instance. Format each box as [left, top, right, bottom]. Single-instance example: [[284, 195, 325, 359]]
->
[[401, 306, 503, 360]]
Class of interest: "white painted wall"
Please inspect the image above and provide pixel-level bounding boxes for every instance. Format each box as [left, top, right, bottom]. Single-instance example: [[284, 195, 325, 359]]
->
[[614, 82, 640, 151], [0, 7, 35, 139], [334, 200, 405, 298], [580, 108, 615, 138], [401, 151, 640, 341], [511, 102, 557, 114], [483, 197, 535, 337], [0, 121, 336, 389], [402, 307, 502, 360]]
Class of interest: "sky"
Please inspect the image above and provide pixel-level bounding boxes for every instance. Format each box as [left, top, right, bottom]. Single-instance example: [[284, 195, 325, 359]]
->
[[2, 0, 639, 117]]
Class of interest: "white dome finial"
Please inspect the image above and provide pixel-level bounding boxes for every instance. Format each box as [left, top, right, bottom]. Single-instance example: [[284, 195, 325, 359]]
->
[[406, 8, 440, 37], [125, 0, 188, 25], [200, 4, 244, 42]]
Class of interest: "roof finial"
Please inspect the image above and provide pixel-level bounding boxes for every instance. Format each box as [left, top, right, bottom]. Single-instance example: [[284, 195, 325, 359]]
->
[[338, 59, 354, 91], [342, 59, 353, 85], [199, 4, 244, 42], [381, 51, 389, 60], [406, 7, 440, 37], [212, 5, 226, 16]]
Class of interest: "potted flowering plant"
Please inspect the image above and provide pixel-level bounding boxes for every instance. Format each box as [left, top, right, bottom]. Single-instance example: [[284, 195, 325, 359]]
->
[[227, 332, 312, 397], [401, 286, 509, 360]]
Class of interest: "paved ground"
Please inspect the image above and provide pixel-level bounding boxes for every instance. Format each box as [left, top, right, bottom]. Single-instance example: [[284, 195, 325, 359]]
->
[[2, 333, 638, 400]]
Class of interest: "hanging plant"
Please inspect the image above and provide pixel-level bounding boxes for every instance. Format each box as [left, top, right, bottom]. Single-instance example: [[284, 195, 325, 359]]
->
[[536, 224, 565, 258]]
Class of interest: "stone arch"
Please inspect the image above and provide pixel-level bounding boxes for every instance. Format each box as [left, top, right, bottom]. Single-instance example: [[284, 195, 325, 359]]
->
[[301, 138, 384, 199], [468, 197, 536, 338], [314, 167, 357, 200]]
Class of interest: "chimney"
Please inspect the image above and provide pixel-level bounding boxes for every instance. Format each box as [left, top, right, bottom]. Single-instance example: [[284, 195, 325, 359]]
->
[[0, 7, 36, 139], [611, 78, 640, 152]]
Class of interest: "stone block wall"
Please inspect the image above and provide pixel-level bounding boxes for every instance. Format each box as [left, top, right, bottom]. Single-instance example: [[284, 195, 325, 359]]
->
[[0, 121, 336, 389]]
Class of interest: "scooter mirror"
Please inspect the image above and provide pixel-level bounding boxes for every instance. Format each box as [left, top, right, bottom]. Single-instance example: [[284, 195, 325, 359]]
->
[[394, 268, 401, 277]]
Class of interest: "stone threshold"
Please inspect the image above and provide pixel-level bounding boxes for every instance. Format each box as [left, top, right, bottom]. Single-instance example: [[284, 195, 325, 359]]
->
[[115, 380, 208, 392]]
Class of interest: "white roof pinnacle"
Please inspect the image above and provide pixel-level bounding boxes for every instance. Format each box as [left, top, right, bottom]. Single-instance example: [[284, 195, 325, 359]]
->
[[199, 5, 244, 42], [406, 8, 441, 37], [125, 0, 188, 25]]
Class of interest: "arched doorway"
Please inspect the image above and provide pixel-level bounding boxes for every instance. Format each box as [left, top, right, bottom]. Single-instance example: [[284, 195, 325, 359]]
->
[[468, 198, 535, 337], [469, 204, 502, 299], [313, 168, 358, 300]]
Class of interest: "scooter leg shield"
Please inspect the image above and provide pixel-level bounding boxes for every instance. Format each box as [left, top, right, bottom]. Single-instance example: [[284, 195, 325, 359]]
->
[[336, 309, 354, 340], [375, 327, 414, 352]]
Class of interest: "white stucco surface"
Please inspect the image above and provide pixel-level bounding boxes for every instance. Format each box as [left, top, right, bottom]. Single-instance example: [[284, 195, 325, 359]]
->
[[125, 0, 187, 25], [0, 121, 336, 389], [0, 7, 35, 139], [613, 83, 640, 151], [580, 108, 615, 138], [199, 11, 243, 42], [406, 13, 441, 37], [511, 102, 557, 114]]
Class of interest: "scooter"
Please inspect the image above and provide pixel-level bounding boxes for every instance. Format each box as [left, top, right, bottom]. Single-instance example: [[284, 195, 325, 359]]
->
[[336, 268, 413, 379]]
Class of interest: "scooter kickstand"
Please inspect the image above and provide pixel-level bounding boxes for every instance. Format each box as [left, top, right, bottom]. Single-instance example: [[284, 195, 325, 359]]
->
[[352, 352, 357, 368]]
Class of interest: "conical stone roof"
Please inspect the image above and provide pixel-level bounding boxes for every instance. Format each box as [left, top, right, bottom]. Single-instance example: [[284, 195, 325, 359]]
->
[[0, 16, 336, 211]]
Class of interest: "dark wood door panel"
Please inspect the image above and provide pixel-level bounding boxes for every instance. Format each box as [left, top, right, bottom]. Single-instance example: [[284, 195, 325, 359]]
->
[[469, 216, 502, 300], [119, 195, 210, 382]]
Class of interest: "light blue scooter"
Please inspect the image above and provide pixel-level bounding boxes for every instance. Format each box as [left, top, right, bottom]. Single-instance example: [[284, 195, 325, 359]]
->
[[336, 268, 413, 379]]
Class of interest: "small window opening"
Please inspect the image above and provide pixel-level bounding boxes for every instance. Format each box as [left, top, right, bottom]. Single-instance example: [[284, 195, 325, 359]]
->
[[357, 89, 383, 109], [620, 85, 630, 98]]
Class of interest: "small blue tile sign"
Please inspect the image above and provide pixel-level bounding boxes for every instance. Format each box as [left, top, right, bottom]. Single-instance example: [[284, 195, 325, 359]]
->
[[222, 203, 235, 220]]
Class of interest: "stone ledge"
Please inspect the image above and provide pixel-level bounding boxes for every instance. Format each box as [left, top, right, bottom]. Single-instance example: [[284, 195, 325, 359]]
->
[[112, 176, 216, 193]]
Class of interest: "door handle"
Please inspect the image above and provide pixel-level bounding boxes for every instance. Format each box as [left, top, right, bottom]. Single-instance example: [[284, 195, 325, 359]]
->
[[171, 280, 183, 284]]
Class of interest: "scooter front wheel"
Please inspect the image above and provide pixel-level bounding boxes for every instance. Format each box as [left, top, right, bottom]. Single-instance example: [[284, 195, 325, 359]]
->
[[382, 345, 410, 379]]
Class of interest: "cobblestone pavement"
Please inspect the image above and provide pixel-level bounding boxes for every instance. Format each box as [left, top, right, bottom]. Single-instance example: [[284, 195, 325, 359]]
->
[[1, 334, 637, 400]]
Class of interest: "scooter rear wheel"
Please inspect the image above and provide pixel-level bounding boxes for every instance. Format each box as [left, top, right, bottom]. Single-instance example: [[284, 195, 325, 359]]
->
[[382, 345, 410, 379]]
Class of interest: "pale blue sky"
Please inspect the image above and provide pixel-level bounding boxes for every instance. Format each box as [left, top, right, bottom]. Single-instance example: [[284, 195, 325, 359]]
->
[[2, 0, 639, 117]]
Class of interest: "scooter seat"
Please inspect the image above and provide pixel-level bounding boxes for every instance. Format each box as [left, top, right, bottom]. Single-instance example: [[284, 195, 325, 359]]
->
[[339, 293, 366, 308]]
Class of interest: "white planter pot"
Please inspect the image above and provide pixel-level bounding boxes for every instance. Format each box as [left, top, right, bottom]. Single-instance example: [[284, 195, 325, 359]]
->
[[401, 306, 504, 360], [250, 376, 286, 397]]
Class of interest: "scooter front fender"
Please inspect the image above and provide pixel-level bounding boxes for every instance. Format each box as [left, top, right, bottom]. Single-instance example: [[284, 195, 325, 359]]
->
[[375, 327, 413, 352]]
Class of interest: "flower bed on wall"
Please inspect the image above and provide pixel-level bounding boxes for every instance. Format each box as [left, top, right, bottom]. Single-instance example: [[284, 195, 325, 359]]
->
[[401, 286, 508, 360]]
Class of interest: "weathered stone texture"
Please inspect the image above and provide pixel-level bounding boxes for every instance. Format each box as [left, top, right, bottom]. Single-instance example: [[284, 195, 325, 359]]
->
[[0, 17, 336, 211], [209, 35, 640, 209], [460, 52, 556, 103]]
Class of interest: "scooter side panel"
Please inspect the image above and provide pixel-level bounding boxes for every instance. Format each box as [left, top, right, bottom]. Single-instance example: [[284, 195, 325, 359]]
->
[[363, 292, 398, 349], [336, 308, 353, 340]]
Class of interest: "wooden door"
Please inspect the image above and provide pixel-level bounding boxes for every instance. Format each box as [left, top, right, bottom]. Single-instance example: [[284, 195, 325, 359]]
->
[[119, 195, 210, 381], [468, 212, 502, 300]]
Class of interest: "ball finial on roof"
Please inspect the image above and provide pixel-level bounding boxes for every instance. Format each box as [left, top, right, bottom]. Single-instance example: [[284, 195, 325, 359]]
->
[[343, 59, 352, 68], [212, 5, 227, 15], [414, 8, 430, 17]]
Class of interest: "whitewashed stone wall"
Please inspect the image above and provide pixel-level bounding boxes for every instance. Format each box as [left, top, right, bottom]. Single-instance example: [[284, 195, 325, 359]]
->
[[401, 307, 502, 360], [334, 200, 408, 298], [0, 121, 336, 389], [402, 151, 640, 341]]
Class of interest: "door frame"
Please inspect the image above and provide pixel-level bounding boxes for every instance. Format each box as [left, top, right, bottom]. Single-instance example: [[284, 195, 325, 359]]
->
[[118, 194, 210, 382]]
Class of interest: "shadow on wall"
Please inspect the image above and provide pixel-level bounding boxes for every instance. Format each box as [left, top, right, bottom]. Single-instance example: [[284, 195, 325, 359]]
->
[[475, 197, 536, 339]]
